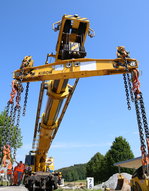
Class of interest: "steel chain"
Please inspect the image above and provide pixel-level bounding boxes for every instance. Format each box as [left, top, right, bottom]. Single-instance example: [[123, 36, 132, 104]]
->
[[117, 48, 134, 110], [7, 102, 14, 145], [10, 105, 17, 157], [13, 148, 16, 161], [5, 101, 10, 118], [13, 88, 22, 160], [139, 92, 149, 139], [123, 73, 131, 110], [16, 106, 21, 128], [22, 82, 30, 116], [134, 94, 147, 159], [1, 127, 6, 148], [2, 80, 23, 160], [2, 128, 6, 147], [9, 103, 14, 123], [2, 101, 11, 146], [13, 106, 21, 160], [12, 106, 17, 125], [1, 102, 12, 158], [3, 102, 10, 127], [126, 73, 134, 102]]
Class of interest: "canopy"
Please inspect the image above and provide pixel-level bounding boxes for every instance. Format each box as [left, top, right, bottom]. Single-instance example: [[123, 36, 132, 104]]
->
[[114, 157, 142, 169]]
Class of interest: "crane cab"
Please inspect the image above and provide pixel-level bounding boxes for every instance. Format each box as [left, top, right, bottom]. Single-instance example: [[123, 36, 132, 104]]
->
[[53, 14, 92, 60]]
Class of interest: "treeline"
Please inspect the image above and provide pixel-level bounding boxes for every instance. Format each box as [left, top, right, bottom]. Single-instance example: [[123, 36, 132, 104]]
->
[[58, 136, 134, 184], [59, 163, 87, 181]]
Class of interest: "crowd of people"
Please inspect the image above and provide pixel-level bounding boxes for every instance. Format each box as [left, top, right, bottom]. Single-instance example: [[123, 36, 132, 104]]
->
[[0, 160, 26, 186]]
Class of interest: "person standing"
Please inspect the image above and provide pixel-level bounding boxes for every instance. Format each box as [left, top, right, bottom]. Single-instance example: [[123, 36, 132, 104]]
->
[[13, 165, 19, 185], [7, 167, 13, 186], [16, 161, 25, 185]]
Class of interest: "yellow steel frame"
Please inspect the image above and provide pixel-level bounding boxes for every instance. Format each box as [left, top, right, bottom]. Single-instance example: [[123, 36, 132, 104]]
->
[[54, 15, 90, 61], [13, 14, 138, 172], [13, 58, 138, 82], [130, 177, 149, 191], [14, 57, 138, 172]]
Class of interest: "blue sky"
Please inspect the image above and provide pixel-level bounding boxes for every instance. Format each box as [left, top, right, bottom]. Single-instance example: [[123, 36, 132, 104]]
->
[[0, 0, 149, 169]]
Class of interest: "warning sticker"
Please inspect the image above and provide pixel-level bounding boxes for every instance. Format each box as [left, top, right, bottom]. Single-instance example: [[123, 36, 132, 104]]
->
[[80, 61, 96, 71], [54, 65, 63, 71]]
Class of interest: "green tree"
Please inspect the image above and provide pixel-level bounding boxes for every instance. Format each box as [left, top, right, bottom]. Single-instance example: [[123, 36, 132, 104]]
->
[[59, 163, 87, 181], [103, 136, 134, 180], [74, 164, 86, 180], [0, 111, 23, 162], [71, 168, 78, 181], [65, 170, 73, 181], [86, 152, 104, 184]]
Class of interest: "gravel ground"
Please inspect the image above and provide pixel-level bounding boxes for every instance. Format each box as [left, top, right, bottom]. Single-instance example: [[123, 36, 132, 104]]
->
[[0, 186, 28, 191], [94, 173, 132, 190]]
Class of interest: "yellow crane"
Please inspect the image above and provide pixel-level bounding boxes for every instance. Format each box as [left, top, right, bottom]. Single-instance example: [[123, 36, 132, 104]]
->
[[6, 14, 148, 191]]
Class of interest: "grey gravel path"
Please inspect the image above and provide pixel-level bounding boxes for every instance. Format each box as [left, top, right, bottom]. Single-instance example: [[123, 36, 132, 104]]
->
[[0, 186, 28, 191]]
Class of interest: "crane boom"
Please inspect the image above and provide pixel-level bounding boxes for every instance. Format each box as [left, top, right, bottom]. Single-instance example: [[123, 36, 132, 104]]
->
[[12, 15, 138, 172], [7, 14, 148, 191]]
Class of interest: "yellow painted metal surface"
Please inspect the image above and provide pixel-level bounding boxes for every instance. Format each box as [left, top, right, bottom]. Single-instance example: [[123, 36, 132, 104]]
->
[[13, 58, 138, 82], [130, 177, 149, 191], [13, 14, 139, 172], [54, 14, 89, 61]]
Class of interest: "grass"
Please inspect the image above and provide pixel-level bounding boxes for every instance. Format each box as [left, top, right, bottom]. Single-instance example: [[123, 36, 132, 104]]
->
[[0, 180, 102, 191], [0, 181, 9, 186], [57, 180, 102, 191]]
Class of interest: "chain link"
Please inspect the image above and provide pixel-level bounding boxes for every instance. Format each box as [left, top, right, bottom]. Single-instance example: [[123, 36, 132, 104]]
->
[[134, 94, 147, 165], [13, 150, 16, 161], [16, 106, 21, 128], [123, 73, 131, 110], [134, 92, 149, 174], [3, 80, 21, 144], [134, 95, 146, 151], [11, 105, 17, 158], [22, 82, 30, 116], [139, 93, 149, 139], [13, 88, 22, 160], [126, 73, 134, 102], [2, 102, 11, 146], [13, 106, 21, 160], [5, 101, 10, 117], [1, 101, 14, 160], [3, 101, 10, 126], [116, 47, 134, 110], [7, 102, 14, 145], [11, 106, 17, 126], [1, 79, 24, 160]]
